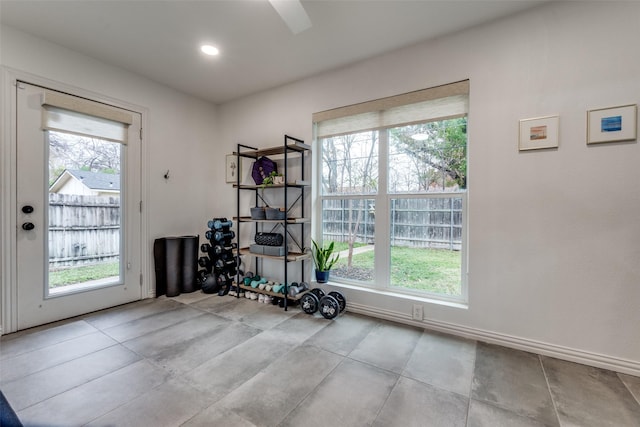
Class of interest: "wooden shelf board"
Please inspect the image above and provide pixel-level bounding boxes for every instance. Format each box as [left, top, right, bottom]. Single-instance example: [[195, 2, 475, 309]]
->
[[233, 181, 309, 189], [234, 216, 310, 224], [233, 141, 311, 159], [237, 247, 310, 262]]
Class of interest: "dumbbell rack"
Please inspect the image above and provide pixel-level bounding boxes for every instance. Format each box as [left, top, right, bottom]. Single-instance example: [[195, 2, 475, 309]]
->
[[196, 218, 238, 295], [233, 135, 311, 310]]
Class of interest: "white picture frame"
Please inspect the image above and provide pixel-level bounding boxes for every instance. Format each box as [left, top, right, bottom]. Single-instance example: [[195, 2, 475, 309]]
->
[[587, 104, 637, 144], [225, 154, 240, 183], [519, 115, 559, 151]]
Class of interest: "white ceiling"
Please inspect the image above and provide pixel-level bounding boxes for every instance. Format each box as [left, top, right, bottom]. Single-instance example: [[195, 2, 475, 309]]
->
[[0, 0, 546, 105]]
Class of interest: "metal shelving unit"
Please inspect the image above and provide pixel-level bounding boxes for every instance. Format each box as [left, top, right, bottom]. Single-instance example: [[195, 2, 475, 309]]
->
[[233, 135, 310, 310]]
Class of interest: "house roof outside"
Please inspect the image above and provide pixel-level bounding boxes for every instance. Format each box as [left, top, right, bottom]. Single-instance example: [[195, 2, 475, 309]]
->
[[50, 169, 120, 193]]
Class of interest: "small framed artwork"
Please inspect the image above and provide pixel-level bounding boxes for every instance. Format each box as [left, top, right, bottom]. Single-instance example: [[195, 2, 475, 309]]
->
[[225, 154, 240, 183], [519, 115, 559, 151], [587, 104, 637, 144]]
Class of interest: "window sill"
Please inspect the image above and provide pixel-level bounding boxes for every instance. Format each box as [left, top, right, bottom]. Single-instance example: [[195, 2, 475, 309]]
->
[[313, 281, 468, 310]]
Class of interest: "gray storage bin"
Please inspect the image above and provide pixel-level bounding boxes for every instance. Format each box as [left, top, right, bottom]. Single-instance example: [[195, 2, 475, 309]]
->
[[250, 207, 266, 219], [265, 207, 286, 220], [263, 245, 286, 256], [249, 244, 264, 254], [249, 244, 285, 256]]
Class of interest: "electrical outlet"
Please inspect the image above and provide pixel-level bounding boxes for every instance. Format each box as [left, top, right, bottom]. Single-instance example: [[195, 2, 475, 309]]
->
[[412, 304, 423, 321]]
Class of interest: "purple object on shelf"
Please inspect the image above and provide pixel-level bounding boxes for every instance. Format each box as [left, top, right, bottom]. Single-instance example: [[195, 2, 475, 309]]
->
[[251, 156, 277, 185]]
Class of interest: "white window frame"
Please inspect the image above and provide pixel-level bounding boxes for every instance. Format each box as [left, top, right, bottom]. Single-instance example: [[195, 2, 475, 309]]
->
[[313, 81, 469, 304]]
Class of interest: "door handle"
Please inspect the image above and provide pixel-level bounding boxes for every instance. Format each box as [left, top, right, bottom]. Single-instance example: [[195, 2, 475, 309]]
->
[[22, 205, 34, 214], [22, 222, 35, 231]]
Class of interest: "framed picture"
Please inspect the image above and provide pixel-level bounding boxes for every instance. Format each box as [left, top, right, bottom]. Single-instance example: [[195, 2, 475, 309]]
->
[[587, 104, 637, 144], [519, 115, 559, 151], [225, 154, 240, 183]]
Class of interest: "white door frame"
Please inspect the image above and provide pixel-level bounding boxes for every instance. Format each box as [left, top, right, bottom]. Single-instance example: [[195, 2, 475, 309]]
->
[[0, 67, 151, 334]]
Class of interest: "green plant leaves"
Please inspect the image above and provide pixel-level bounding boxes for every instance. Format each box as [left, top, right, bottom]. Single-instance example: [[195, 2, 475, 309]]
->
[[312, 239, 339, 271]]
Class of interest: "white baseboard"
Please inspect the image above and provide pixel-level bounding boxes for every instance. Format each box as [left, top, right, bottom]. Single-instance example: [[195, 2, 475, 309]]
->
[[346, 302, 640, 377]]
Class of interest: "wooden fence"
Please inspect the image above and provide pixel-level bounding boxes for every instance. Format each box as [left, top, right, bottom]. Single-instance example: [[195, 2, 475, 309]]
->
[[322, 196, 462, 250], [48, 193, 120, 268]]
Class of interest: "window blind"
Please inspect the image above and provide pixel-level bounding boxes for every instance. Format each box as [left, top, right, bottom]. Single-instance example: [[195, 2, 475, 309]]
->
[[41, 90, 133, 144], [313, 80, 469, 138]]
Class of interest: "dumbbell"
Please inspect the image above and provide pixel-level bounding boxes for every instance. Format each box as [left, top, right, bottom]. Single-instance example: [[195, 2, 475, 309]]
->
[[289, 281, 309, 297], [300, 288, 324, 316], [207, 218, 233, 230], [217, 251, 236, 261], [300, 288, 346, 319], [215, 230, 235, 242], [198, 256, 211, 269], [205, 229, 235, 241], [216, 273, 230, 296], [242, 272, 257, 286], [214, 258, 237, 270], [327, 291, 346, 313], [214, 243, 237, 255], [258, 280, 274, 291], [201, 243, 236, 255], [266, 282, 282, 294], [250, 277, 267, 289]]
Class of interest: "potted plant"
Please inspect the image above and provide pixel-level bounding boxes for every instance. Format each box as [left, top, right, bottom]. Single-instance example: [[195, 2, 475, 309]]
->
[[261, 171, 284, 187], [312, 239, 339, 283]]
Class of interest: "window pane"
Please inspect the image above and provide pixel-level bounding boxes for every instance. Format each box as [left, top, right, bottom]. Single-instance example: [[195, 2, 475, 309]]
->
[[321, 131, 379, 195], [322, 198, 375, 283], [388, 118, 467, 193], [389, 197, 462, 296], [48, 131, 122, 294]]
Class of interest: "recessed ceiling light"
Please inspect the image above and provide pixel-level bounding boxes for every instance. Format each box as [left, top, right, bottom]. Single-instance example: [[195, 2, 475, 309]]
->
[[200, 45, 220, 56]]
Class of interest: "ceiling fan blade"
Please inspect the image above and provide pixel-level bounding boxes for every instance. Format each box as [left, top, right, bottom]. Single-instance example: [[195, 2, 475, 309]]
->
[[269, 0, 312, 35]]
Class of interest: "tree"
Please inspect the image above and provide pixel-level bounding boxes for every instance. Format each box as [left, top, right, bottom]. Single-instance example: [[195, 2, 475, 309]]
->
[[321, 131, 378, 269], [389, 117, 467, 190], [48, 131, 121, 184]]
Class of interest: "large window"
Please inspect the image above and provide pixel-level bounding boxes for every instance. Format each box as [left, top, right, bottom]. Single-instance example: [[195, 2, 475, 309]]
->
[[314, 81, 468, 301]]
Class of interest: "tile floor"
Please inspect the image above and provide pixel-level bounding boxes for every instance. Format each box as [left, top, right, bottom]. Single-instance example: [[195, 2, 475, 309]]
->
[[1, 293, 639, 427]]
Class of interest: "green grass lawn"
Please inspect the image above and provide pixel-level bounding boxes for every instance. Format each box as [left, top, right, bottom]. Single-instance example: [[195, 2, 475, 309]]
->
[[49, 262, 120, 288], [332, 244, 461, 295]]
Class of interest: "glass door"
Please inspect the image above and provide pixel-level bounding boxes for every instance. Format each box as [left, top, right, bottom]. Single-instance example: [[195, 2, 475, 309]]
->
[[15, 82, 142, 330]]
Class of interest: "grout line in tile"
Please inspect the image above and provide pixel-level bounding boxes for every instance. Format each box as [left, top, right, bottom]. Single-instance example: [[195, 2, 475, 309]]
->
[[2, 339, 124, 388], [539, 354, 563, 427], [370, 373, 401, 427], [79, 371, 173, 427], [463, 341, 478, 426], [16, 357, 148, 417], [617, 373, 640, 407], [275, 349, 347, 427], [1, 321, 99, 360]]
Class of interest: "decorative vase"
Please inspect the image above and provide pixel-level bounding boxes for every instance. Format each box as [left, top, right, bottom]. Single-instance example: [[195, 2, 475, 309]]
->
[[315, 269, 330, 283]]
